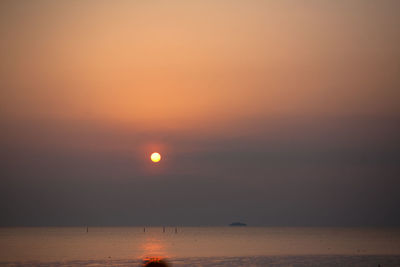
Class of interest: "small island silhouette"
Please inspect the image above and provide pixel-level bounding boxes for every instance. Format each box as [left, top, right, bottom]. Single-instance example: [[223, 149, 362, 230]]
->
[[229, 222, 247, 226]]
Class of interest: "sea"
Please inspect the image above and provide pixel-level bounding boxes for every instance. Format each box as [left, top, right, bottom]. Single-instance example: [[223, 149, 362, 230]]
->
[[1, 227, 400, 266]]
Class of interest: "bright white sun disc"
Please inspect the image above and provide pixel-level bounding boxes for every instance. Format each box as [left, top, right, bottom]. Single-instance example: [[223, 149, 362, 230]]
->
[[150, 152, 161, 162]]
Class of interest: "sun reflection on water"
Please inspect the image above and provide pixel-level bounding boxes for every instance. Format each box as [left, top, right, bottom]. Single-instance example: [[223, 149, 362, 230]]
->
[[140, 234, 170, 267]]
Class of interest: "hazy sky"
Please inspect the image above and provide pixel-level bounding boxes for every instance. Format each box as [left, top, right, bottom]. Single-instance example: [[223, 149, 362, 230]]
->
[[1, 0, 399, 226]]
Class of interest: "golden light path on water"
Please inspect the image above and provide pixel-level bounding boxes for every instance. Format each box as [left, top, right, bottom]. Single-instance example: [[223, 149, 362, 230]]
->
[[140, 233, 170, 266]]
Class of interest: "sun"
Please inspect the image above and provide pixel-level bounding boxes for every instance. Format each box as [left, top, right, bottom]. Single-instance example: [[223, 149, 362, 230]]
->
[[150, 152, 161, 163]]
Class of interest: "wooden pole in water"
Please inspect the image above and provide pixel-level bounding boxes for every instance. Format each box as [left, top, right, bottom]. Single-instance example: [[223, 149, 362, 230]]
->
[[163, 226, 165, 233], [175, 227, 177, 234], [143, 227, 146, 232]]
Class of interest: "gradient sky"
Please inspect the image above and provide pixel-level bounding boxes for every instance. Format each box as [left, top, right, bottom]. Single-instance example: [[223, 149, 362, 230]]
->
[[1, 0, 399, 226]]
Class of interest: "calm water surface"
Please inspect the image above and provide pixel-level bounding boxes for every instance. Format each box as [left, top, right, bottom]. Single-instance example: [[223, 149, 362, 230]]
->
[[1, 227, 400, 266]]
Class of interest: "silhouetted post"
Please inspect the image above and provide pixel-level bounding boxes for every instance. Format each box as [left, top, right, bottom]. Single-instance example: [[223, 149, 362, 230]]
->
[[143, 227, 146, 232], [86, 226, 88, 233], [175, 227, 177, 234], [163, 226, 165, 233]]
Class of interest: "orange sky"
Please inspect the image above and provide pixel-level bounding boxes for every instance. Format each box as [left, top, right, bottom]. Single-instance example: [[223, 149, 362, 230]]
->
[[1, 1, 400, 227], [1, 0, 399, 134]]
